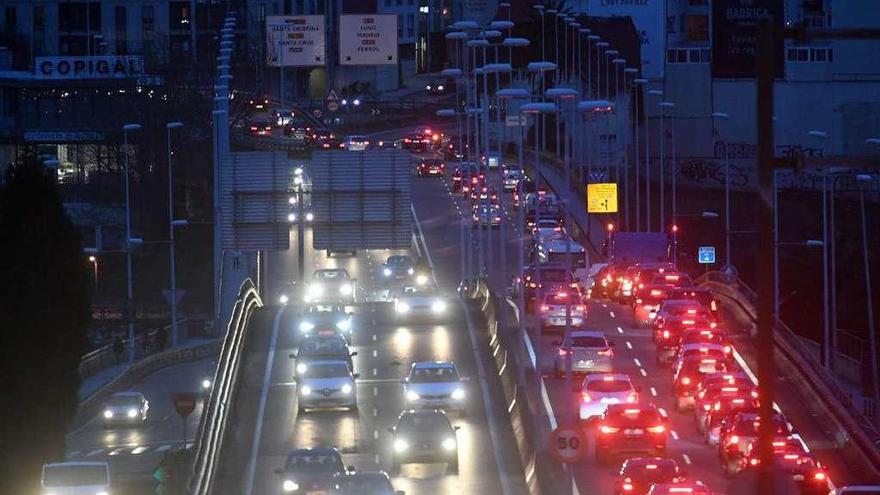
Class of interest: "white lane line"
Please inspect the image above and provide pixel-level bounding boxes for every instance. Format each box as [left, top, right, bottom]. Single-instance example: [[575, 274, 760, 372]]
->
[[682, 454, 692, 465], [108, 448, 125, 456], [626, 341, 633, 350], [650, 387, 658, 397], [374, 454, 381, 464], [670, 430, 680, 441], [617, 326, 624, 334], [131, 446, 149, 455], [633, 358, 642, 368], [602, 304, 608, 308], [243, 306, 285, 495], [66, 450, 81, 458], [373, 430, 379, 440], [373, 386, 379, 397], [609, 311, 616, 318], [658, 407, 669, 418], [372, 334, 377, 341], [85, 449, 104, 457], [373, 408, 378, 417], [640, 369, 648, 377], [372, 349, 378, 357], [155, 444, 172, 453], [372, 368, 378, 377]]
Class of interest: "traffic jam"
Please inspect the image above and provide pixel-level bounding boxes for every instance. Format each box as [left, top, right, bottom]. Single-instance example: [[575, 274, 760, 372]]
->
[[401, 126, 839, 495]]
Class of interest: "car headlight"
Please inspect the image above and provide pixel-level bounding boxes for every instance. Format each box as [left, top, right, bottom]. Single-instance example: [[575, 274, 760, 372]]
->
[[396, 302, 410, 313], [383, 268, 392, 277], [406, 390, 420, 401], [282, 479, 299, 492], [393, 439, 409, 452], [288, 213, 297, 222], [336, 319, 351, 331], [341, 384, 353, 394], [452, 388, 465, 400], [408, 268, 415, 275], [201, 379, 212, 390], [127, 408, 138, 418], [339, 283, 353, 295], [431, 300, 447, 313], [299, 321, 315, 332], [438, 85, 444, 91], [300, 385, 312, 396], [416, 274, 429, 285], [103, 410, 114, 419], [296, 363, 307, 374], [305, 212, 314, 222], [442, 437, 457, 450], [279, 294, 289, 305]]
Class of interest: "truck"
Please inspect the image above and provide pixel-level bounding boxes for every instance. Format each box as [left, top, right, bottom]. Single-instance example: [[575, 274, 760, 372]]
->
[[606, 232, 670, 265]]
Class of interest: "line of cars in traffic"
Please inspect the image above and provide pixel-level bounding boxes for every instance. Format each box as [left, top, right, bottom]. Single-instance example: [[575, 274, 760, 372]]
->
[[275, 255, 467, 494]]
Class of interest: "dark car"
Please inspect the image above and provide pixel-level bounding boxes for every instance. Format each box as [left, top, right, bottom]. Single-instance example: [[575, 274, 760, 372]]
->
[[418, 158, 446, 177], [382, 255, 415, 281], [614, 457, 685, 495], [333, 471, 402, 495], [425, 78, 454, 95], [451, 162, 481, 192], [595, 404, 668, 465], [248, 119, 274, 137], [389, 409, 460, 474], [276, 447, 349, 493], [298, 304, 353, 340], [292, 335, 356, 373]]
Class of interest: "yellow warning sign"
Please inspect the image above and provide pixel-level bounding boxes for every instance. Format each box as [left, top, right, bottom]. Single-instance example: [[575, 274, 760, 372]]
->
[[587, 183, 618, 213]]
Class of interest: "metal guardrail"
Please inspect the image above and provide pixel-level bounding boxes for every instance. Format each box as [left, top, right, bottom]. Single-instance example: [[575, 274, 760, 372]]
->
[[188, 279, 263, 495], [697, 271, 880, 476]]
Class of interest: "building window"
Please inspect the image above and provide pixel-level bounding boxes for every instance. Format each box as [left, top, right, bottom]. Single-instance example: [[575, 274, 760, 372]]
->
[[686, 14, 708, 41], [666, 47, 710, 64], [407, 13, 414, 37], [115, 6, 127, 54], [142, 6, 155, 32], [786, 46, 832, 62]]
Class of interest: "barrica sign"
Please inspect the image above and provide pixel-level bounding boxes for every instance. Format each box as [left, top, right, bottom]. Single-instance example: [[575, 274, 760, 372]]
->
[[339, 15, 398, 65], [35, 56, 143, 80]]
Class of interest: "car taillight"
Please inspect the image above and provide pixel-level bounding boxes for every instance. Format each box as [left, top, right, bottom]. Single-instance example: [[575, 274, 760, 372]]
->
[[599, 425, 619, 434], [728, 435, 740, 445], [627, 393, 637, 403], [724, 345, 732, 354], [651, 290, 662, 296], [662, 330, 670, 339], [540, 305, 550, 312], [575, 305, 585, 311], [814, 472, 826, 481], [703, 404, 712, 411], [681, 376, 691, 385], [581, 392, 591, 402], [529, 283, 537, 288], [750, 458, 759, 466], [622, 482, 634, 491], [559, 348, 570, 356], [647, 425, 666, 434], [598, 348, 613, 357]]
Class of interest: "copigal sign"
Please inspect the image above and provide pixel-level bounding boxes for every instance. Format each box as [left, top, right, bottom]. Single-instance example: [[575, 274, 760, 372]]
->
[[35, 56, 144, 80]]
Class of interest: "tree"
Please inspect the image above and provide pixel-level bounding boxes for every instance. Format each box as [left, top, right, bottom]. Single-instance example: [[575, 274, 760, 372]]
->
[[0, 156, 91, 493]]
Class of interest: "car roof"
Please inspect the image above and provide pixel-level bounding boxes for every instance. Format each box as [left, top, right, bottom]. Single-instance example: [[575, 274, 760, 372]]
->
[[584, 373, 631, 383], [412, 361, 456, 370], [303, 359, 351, 367], [623, 456, 678, 468], [566, 330, 606, 339]]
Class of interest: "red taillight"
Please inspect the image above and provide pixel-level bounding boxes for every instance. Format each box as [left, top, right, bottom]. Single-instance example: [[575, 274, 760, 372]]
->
[[559, 348, 570, 356], [581, 392, 591, 402], [728, 435, 740, 445], [575, 305, 585, 312], [540, 305, 550, 312], [814, 472, 826, 481], [651, 289, 662, 296], [647, 425, 666, 434], [662, 330, 670, 339], [681, 376, 691, 385], [599, 425, 619, 434], [622, 482, 633, 491]]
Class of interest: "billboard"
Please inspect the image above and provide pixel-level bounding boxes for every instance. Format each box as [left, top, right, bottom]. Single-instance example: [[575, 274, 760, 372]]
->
[[711, 0, 784, 78], [266, 15, 325, 67], [35, 56, 143, 80], [584, 0, 665, 80], [339, 15, 398, 65]]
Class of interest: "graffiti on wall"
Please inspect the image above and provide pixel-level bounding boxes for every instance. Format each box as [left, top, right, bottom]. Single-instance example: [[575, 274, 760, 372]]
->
[[675, 158, 751, 188]]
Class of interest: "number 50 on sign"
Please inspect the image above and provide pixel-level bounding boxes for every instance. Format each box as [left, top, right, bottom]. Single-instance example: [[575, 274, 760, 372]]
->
[[548, 426, 587, 463]]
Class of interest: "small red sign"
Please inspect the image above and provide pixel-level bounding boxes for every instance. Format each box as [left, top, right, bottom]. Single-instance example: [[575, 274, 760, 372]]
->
[[173, 393, 197, 418]]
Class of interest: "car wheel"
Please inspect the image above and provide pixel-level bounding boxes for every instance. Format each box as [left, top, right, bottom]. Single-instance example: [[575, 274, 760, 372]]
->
[[448, 456, 459, 474]]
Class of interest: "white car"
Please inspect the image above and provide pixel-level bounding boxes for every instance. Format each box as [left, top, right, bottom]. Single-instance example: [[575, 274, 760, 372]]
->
[[101, 391, 149, 427], [538, 291, 586, 329], [42, 461, 110, 495], [306, 269, 355, 304], [393, 285, 447, 320], [553, 330, 614, 375], [403, 361, 467, 413], [502, 168, 524, 191], [297, 360, 359, 412], [298, 304, 353, 341], [578, 373, 638, 421]]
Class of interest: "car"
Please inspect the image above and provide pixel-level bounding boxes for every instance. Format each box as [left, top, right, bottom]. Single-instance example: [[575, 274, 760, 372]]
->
[[473, 203, 503, 228], [277, 447, 349, 493], [248, 97, 270, 111], [502, 168, 524, 191], [553, 330, 613, 376], [672, 355, 727, 411], [622, 263, 676, 304], [41, 461, 111, 495], [389, 409, 460, 474], [296, 360, 359, 412], [830, 486, 880, 494], [738, 437, 829, 495], [694, 382, 756, 435], [633, 285, 672, 327], [102, 391, 149, 427], [468, 180, 498, 202], [344, 135, 370, 151], [531, 217, 564, 235], [719, 411, 791, 475], [481, 152, 502, 170], [533, 238, 587, 272], [248, 119, 274, 137], [668, 287, 720, 320], [538, 291, 586, 329], [333, 471, 402, 495], [670, 343, 729, 374], [652, 299, 716, 342], [293, 335, 356, 373], [298, 304, 353, 340], [382, 255, 416, 281], [451, 162, 481, 192], [579, 373, 638, 422], [403, 361, 468, 413], [704, 394, 760, 446], [418, 158, 445, 177], [646, 481, 714, 495], [614, 457, 685, 495], [590, 264, 621, 299], [595, 404, 668, 465], [425, 79, 453, 94], [305, 269, 355, 304], [516, 263, 580, 309], [393, 284, 448, 321], [402, 133, 428, 152]]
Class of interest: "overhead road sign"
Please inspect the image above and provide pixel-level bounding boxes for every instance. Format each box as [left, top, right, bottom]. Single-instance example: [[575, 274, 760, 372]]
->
[[698, 246, 716, 264], [587, 183, 618, 213], [266, 15, 326, 67], [339, 15, 399, 65]]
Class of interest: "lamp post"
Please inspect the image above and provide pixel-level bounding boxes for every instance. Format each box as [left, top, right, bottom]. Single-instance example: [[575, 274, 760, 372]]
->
[[547, 9, 560, 82], [659, 100, 675, 230], [123, 123, 141, 364], [671, 211, 720, 268], [577, 28, 591, 97], [546, 87, 579, 191], [587, 36, 601, 98], [533, 5, 546, 64], [633, 78, 647, 231], [808, 129, 831, 369], [711, 112, 732, 272], [855, 173, 878, 410], [166, 121, 184, 348], [595, 42, 609, 100], [578, 99, 615, 242], [527, 60, 557, 154], [88, 255, 98, 294], [604, 49, 619, 101]]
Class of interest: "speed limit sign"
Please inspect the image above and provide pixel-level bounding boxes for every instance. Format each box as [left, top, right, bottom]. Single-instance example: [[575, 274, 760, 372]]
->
[[548, 425, 587, 463]]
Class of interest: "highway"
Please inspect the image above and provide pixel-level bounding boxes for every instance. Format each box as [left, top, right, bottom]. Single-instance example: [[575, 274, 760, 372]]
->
[[211, 226, 526, 494], [64, 358, 216, 494]]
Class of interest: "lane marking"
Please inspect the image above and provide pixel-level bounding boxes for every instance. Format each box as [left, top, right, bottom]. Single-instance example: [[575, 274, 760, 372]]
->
[[131, 446, 149, 455], [682, 454, 692, 465], [85, 449, 103, 457], [372, 349, 378, 357], [670, 430, 680, 440], [373, 430, 379, 440], [639, 368, 647, 377], [156, 444, 172, 453], [243, 305, 285, 495], [650, 387, 658, 397], [633, 358, 642, 368], [617, 326, 624, 334], [609, 311, 616, 318], [372, 368, 378, 377], [625, 341, 633, 350]]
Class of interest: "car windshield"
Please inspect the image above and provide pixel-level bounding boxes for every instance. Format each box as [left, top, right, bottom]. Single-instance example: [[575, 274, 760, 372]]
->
[[623, 461, 678, 479], [546, 251, 587, 269], [300, 339, 346, 355], [285, 453, 342, 472], [398, 413, 449, 432], [585, 379, 630, 393], [410, 367, 459, 383], [606, 409, 662, 426], [387, 256, 412, 266], [315, 270, 348, 281], [108, 395, 141, 406], [570, 336, 607, 348], [302, 362, 349, 378], [43, 465, 108, 487]]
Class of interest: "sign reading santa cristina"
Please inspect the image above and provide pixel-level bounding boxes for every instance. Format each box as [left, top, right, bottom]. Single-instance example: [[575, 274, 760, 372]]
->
[[35, 56, 144, 80]]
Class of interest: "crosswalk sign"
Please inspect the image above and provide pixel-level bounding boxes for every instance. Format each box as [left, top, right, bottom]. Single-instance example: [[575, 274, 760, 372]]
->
[[587, 183, 618, 213], [698, 246, 716, 264]]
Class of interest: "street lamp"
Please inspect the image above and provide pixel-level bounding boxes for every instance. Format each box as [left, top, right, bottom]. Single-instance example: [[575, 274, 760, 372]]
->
[[122, 123, 141, 364], [711, 112, 733, 273], [632, 78, 648, 231], [166, 121, 185, 348], [88, 255, 98, 294], [645, 89, 663, 231], [604, 49, 619, 101], [546, 87, 579, 190], [855, 173, 878, 410], [659, 100, 676, 230], [808, 129, 831, 369]]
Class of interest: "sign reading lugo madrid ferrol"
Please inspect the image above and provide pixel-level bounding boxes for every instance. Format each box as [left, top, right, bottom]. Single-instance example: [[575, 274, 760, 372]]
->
[[339, 15, 399, 65], [35, 56, 144, 80]]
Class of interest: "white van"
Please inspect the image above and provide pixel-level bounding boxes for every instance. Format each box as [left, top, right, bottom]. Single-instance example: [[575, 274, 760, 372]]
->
[[534, 237, 590, 288], [41, 461, 110, 495]]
